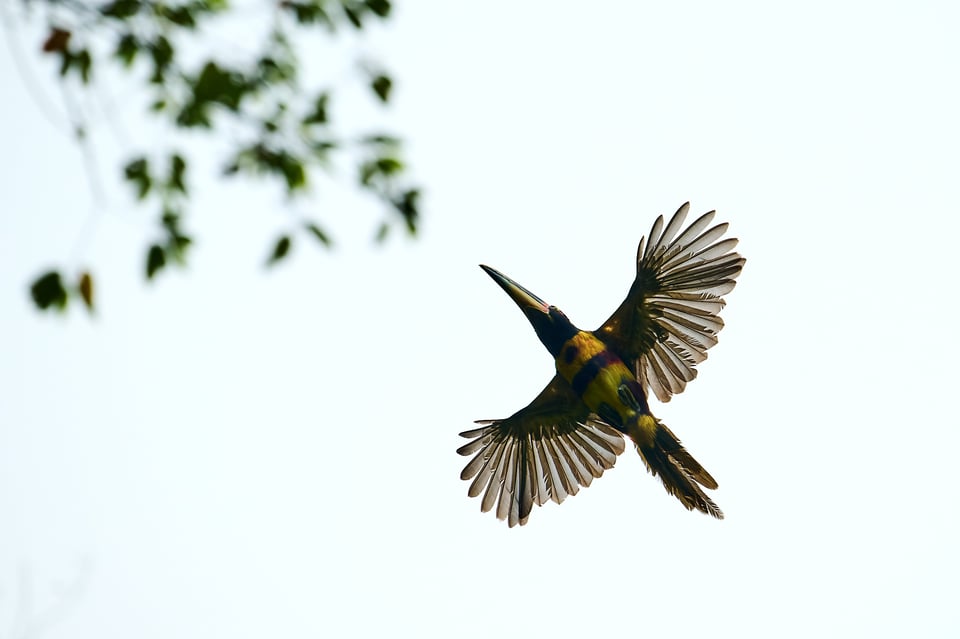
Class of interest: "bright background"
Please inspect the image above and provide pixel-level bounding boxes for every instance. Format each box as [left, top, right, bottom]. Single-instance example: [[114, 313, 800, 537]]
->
[[2, 2, 959, 637]]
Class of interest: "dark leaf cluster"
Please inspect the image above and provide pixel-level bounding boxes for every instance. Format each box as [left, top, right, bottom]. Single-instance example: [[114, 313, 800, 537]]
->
[[23, 0, 419, 312], [30, 270, 95, 313], [279, 0, 391, 29]]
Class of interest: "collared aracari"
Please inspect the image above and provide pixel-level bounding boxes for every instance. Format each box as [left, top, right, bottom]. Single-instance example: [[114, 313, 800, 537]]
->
[[458, 203, 745, 526]]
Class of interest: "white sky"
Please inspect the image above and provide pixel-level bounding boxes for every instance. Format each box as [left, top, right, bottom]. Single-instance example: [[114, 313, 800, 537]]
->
[[2, 2, 959, 637]]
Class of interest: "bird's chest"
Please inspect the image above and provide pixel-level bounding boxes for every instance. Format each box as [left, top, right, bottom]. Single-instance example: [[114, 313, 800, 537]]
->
[[554, 332, 646, 427]]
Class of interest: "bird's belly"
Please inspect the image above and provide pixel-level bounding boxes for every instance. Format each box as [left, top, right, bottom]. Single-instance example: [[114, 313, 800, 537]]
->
[[554, 331, 646, 428]]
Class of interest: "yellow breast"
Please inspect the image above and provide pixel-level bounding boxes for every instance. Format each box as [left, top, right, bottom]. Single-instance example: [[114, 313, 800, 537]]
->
[[554, 331, 637, 425]]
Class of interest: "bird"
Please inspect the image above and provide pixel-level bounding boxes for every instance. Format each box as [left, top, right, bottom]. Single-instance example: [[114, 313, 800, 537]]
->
[[457, 203, 745, 526]]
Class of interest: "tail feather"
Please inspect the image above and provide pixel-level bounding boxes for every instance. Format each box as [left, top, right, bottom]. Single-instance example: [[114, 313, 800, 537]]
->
[[629, 415, 724, 519]]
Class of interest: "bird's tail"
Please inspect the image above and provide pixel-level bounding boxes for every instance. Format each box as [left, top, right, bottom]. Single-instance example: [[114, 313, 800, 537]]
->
[[626, 414, 724, 519]]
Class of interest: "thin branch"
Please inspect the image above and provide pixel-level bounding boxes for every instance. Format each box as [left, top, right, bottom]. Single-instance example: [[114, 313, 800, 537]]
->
[[5, 558, 91, 639], [0, 1, 70, 134]]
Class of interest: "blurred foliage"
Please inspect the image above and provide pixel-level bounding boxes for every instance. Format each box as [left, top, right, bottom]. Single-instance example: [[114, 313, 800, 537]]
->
[[14, 0, 420, 314]]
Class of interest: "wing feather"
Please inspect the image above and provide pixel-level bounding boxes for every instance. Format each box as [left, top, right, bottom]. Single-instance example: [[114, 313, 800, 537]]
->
[[556, 432, 594, 486], [595, 203, 745, 402], [458, 375, 626, 526]]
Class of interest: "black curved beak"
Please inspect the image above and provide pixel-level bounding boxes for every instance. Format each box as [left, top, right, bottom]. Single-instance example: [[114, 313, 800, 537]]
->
[[480, 265, 551, 317]]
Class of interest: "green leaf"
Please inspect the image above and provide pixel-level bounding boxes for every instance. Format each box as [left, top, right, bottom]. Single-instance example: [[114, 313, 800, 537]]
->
[[146, 244, 166, 279], [303, 92, 330, 126], [168, 153, 187, 194], [361, 133, 400, 147], [124, 157, 152, 199], [159, 208, 192, 264], [176, 103, 210, 128], [365, 0, 391, 18], [342, 4, 363, 28], [167, 234, 192, 263], [58, 50, 73, 77], [115, 33, 139, 66], [370, 74, 392, 103], [258, 55, 295, 84], [178, 61, 250, 127], [194, 61, 248, 109], [374, 222, 389, 243], [100, 0, 142, 19], [246, 147, 308, 192], [280, 155, 306, 192], [284, 1, 334, 27], [160, 5, 197, 27], [305, 223, 332, 247], [170, 233, 192, 252], [359, 160, 376, 186], [30, 271, 69, 311], [359, 155, 403, 186], [267, 235, 292, 265], [203, 0, 229, 12], [393, 188, 420, 233], [76, 49, 93, 83], [375, 156, 402, 175], [148, 36, 173, 84], [161, 209, 179, 231], [53, 47, 90, 83]]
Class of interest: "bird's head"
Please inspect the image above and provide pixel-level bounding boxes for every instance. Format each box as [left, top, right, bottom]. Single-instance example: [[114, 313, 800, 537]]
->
[[480, 264, 579, 356]]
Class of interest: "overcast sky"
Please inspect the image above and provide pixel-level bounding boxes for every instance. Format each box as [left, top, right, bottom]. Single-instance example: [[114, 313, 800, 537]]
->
[[2, 2, 959, 638]]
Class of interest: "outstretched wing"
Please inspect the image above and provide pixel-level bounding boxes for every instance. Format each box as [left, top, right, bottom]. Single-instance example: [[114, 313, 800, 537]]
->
[[595, 203, 745, 403], [457, 375, 625, 527]]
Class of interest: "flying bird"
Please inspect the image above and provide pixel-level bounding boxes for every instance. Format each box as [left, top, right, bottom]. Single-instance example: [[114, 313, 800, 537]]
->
[[458, 203, 744, 526]]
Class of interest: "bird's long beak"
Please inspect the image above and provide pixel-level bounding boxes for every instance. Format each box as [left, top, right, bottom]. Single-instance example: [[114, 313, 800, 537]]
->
[[480, 264, 551, 316]]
